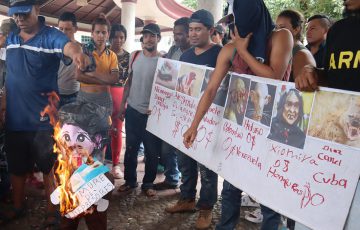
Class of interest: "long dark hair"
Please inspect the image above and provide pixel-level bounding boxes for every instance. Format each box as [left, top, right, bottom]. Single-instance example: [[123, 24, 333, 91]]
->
[[276, 88, 304, 126], [278, 9, 305, 41]]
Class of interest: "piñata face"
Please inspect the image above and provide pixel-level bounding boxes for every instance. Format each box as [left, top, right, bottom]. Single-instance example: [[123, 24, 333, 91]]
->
[[60, 124, 95, 165]]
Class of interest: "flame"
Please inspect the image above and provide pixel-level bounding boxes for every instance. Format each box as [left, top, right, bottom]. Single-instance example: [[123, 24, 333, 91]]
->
[[41, 91, 79, 215]]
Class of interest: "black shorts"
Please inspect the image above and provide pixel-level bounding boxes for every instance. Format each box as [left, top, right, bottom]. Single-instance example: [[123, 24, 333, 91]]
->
[[5, 130, 56, 175]]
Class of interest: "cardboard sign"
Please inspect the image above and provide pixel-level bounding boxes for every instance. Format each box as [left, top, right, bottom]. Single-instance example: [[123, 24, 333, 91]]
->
[[146, 58, 360, 230], [50, 162, 114, 218]]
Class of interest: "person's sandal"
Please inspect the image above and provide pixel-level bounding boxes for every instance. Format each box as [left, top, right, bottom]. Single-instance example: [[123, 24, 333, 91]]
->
[[0, 206, 26, 225], [118, 183, 137, 193], [142, 188, 156, 197]]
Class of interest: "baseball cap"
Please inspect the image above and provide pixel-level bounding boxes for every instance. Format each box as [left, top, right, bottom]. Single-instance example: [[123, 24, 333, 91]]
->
[[190, 9, 214, 27], [141, 23, 161, 35], [214, 24, 225, 34], [8, 0, 37, 16]]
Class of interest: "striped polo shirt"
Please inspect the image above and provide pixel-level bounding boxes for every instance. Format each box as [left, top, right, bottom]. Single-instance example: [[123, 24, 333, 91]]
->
[[5, 16, 70, 131]]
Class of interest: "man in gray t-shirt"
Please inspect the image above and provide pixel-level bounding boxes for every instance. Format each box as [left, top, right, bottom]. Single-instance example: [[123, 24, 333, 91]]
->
[[57, 12, 80, 106], [118, 23, 162, 196]]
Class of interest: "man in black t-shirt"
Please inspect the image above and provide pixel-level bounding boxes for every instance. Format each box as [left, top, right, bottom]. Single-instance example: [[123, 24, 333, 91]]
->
[[305, 14, 332, 68], [296, 0, 360, 229], [165, 9, 222, 230]]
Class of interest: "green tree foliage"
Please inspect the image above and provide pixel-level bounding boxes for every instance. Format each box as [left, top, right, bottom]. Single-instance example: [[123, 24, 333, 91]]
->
[[182, 0, 198, 9], [180, 0, 343, 21], [264, 0, 343, 21]]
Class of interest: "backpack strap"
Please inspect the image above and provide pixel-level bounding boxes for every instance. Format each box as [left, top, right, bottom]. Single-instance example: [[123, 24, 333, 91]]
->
[[129, 50, 141, 72]]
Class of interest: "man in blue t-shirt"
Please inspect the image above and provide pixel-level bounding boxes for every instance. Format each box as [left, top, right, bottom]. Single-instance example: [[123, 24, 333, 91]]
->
[[165, 9, 222, 230], [0, 0, 90, 226]]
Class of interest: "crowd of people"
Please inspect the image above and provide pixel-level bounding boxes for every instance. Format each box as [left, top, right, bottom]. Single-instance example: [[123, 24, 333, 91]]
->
[[0, 0, 359, 229]]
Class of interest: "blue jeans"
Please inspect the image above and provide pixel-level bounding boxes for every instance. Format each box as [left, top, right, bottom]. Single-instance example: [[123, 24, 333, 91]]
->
[[161, 141, 180, 185], [59, 92, 78, 107], [123, 106, 161, 189], [178, 151, 218, 209], [261, 205, 281, 230], [216, 180, 242, 230]]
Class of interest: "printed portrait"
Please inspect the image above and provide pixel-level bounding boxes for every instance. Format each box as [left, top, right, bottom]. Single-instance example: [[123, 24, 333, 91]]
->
[[245, 81, 276, 126], [200, 69, 230, 107], [154, 59, 180, 90], [267, 85, 314, 149], [308, 91, 360, 149], [176, 64, 206, 98], [223, 74, 251, 125]]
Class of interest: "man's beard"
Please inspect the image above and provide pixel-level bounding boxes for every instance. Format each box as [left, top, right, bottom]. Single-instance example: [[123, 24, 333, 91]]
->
[[145, 46, 155, 52], [343, 8, 360, 18]]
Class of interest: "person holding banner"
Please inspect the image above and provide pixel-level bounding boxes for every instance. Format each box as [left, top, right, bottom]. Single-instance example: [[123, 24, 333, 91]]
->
[[155, 17, 191, 191], [164, 9, 222, 229], [183, 0, 293, 229], [295, 0, 360, 229]]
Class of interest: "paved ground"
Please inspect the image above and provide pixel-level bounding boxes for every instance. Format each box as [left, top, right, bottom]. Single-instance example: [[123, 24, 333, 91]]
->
[[1, 147, 261, 230]]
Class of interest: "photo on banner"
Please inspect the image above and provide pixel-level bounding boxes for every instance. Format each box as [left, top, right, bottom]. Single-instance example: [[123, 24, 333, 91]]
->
[[154, 59, 180, 90], [267, 85, 314, 149], [223, 74, 251, 126], [200, 69, 230, 107], [308, 91, 360, 149], [245, 81, 276, 127], [176, 63, 206, 97]]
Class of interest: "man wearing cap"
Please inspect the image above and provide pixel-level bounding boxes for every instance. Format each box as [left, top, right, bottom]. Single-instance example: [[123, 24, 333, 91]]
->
[[154, 17, 191, 191], [0, 0, 90, 226], [211, 24, 226, 46], [165, 9, 221, 229], [118, 23, 162, 197]]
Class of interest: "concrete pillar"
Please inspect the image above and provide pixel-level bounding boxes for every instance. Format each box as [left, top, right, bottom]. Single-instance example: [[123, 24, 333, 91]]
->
[[197, 0, 223, 22], [121, 0, 137, 52]]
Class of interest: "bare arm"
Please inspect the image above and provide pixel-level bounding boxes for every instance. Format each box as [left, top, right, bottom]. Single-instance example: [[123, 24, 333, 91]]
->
[[292, 49, 316, 80], [76, 68, 118, 85], [183, 45, 232, 148], [295, 65, 327, 91], [117, 72, 133, 120], [232, 28, 293, 80], [63, 42, 90, 70]]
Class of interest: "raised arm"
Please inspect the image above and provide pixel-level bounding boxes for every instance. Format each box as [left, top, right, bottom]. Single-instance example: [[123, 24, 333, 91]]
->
[[292, 49, 316, 80], [183, 45, 233, 148], [76, 69, 118, 85], [63, 42, 91, 70], [232, 28, 293, 80]]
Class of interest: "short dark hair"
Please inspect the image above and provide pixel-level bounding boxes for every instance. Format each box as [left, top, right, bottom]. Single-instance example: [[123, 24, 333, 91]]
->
[[278, 9, 305, 41], [109, 24, 127, 41], [91, 14, 110, 32], [307, 14, 332, 29], [174, 17, 190, 33], [59, 12, 77, 27]]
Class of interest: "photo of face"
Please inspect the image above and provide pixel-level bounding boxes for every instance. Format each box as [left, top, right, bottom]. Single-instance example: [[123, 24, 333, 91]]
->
[[268, 86, 314, 149], [245, 81, 276, 126], [201, 70, 230, 107], [282, 91, 300, 125], [223, 74, 251, 125], [155, 59, 180, 90]]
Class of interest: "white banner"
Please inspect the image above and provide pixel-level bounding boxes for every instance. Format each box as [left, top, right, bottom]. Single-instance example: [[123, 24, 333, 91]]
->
[[147, 58, 360, 230]]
